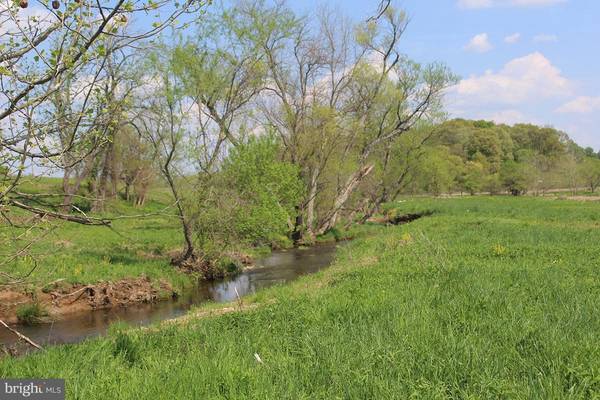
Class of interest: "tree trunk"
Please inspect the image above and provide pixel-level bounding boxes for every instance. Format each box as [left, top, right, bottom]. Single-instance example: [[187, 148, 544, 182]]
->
[[92, 141, 116, 212], [61, 168, 74, 213], [305, 167, 319, 240], [317, 163, 374, 235], [61, 157, 94, 213], [291, 208, 304, 246], [164, 167, 195, 265]]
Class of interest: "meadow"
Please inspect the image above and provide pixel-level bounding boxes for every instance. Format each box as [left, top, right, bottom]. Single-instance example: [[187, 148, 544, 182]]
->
[[1, 177, 193, 290], [1, 196, 599, 399]]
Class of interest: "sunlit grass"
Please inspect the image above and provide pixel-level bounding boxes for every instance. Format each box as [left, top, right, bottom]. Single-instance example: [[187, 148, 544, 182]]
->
[[1, 196, 599, 398], [1, 181, 188, 288]]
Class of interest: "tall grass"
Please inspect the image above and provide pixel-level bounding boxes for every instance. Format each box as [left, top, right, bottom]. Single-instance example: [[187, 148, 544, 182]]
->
[[1, 196, 599, 399]]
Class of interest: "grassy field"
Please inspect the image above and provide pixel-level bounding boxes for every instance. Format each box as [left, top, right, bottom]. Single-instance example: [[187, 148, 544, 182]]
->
[[1, 177, 192, 289], [2, 196, 600, 399]]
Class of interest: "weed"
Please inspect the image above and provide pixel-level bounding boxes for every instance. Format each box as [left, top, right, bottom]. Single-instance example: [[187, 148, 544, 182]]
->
[[15, 303, 48, 325]]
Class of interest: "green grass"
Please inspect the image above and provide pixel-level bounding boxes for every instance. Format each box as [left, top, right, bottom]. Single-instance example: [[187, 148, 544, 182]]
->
[[1, 175, 354, 289], [15, 303, 49, 325], [1, 196, 599, 398], [1, 178, 190, 289]]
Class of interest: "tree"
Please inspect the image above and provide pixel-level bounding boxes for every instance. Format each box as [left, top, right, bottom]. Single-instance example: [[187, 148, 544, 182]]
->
[[198, 135, 304, 249], [314, 7, 455, 234], [579, 157, 600, 193], [117, 126, 155, 206], [412, 147, 461, 196], [243, 1, 455, 239], [460, 161, 486, 195], [134, 48, 197, 265], [500, 161, 532, 196], [135, 4, 271, 264], [1, 0, 207, 219], [356, 124, 437, 222]]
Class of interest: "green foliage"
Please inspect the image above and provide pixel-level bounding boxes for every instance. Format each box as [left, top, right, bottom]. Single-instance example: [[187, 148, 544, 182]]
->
[[578, 157, 600, 192], [15, 303, 48, 325], [500, 160, 532, 195], [215, 256, 244, 276], [195, 135, 304, 249], [412, 147, 462, 196], [224, 136, 303, 242], [460, 161, 486, 195], [408, 119, 591, 195]]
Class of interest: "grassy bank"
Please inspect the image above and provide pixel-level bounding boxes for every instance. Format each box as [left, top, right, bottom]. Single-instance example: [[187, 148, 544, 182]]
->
[[2, 196, 600, 398], [1, 177, 190, 289], [1, 176, 349, 292]]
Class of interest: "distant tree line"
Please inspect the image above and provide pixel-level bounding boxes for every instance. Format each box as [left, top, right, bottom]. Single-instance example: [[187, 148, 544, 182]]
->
[[389, 119, 600, 197]]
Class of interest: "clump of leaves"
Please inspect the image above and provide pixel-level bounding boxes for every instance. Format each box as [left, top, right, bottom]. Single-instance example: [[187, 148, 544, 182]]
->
[[202, 256, 244, 280], [16, 303, 49, 325], [194, 135, 304, 249], [110, 323, 139, 366]]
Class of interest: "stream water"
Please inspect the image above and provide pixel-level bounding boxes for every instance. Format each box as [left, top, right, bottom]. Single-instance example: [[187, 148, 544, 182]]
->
[[0, 244, 339, 352]]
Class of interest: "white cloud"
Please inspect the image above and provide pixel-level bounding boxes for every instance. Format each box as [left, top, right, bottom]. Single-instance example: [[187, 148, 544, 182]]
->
[[450, 52, 571, 105], [458, 0, 493, 7], [489, 110, 530, 124], [504, 33, 521, 44], [533, 34, 558, 43], [450, 108, 540, 126], [458, 0, 566, 8], [464, 33, 493, 53], [557, 97, 600, 114]]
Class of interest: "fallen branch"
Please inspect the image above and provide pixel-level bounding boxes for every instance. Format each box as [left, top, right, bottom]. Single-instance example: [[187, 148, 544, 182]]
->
[[6, 198, 180, 226], [7, 199, 111, 226], [0, 319, 43, 350], [52, 286, 92, 302]]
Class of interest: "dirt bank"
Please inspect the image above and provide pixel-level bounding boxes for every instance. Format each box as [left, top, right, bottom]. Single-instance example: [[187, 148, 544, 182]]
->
[[0, 276, 176, 324], [561, 195, 600, 202], [367, 211, 432, 225]]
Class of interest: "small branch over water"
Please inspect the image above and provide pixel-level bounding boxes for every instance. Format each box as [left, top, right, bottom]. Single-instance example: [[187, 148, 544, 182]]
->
[[0, 319, 43, 350]]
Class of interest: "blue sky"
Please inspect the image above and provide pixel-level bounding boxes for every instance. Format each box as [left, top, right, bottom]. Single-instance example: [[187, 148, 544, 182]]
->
[[291, 0, 600, 150], [7, 1, 596, 148]]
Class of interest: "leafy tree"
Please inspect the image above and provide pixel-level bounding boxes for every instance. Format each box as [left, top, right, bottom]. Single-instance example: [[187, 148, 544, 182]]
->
[[415, 147, 461, 196], [116, 127, 155, 206], [195, 135, 304, 250], [500, 161, 532, 196], [482, 173, 503, 195], [1, 1, 207, 210], [584, 147, 596, 158], [221, 135, 304, 245], [460, 161, 486, 195], [579, 157, 600, 193]]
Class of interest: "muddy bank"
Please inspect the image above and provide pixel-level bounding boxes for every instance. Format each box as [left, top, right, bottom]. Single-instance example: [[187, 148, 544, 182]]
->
[[368, 211, 433, 225], [0, 277, 176, 325], [1, 244, 339, 356]]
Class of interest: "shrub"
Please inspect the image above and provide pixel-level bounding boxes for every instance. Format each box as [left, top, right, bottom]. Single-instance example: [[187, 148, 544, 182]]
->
[[16, 303, 49, 325], [113, 332, 139, 365], [194, 135, 304, 248], [110, 322, 139, 365]]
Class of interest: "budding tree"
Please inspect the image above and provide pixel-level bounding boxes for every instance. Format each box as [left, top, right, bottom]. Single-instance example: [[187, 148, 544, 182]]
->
[[0, 0, 208, 285]]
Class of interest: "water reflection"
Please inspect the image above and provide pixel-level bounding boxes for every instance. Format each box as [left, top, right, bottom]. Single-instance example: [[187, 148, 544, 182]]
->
[[0, 244, 338, 352]]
